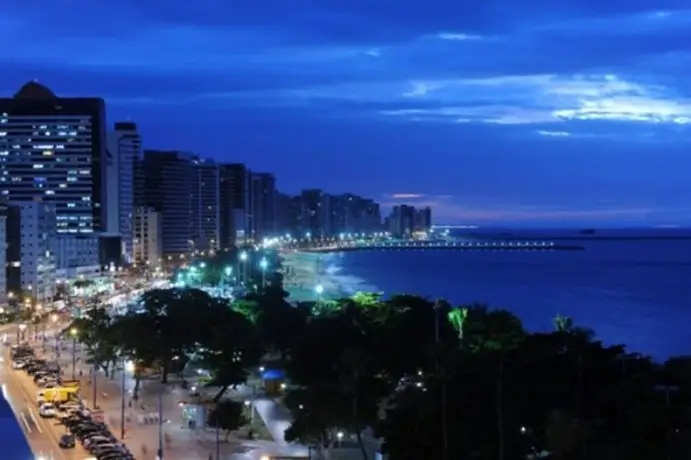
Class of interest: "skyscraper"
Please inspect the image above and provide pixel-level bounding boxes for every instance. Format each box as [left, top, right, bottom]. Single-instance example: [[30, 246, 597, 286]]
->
[[140, 150, 194, 257], [219, 163, 249, 247], [388, 205, 417, 237], [191, 158, 220, 252], [5, 202, 56, 305], [0, 81, 107, 234], [248, 172, 276, 241], [297, 189, 331, 238], [106, 121, 141, 261]]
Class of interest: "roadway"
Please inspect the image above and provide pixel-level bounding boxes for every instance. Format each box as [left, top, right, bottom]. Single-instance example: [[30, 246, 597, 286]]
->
[[0, 325, 90, 460]]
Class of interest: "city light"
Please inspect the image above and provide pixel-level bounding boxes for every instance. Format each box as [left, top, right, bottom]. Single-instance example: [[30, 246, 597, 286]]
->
[[239, 251, 248, 262], [315, 284, 324, 295], [259, 258, 268, 270]]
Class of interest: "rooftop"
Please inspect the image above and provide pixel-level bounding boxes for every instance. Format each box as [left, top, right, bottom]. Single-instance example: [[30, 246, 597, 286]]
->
[[14, 80, 57, 99]]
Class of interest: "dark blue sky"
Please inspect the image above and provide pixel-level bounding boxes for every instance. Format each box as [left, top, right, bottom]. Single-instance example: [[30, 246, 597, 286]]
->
[[2, 0, 691, 226]]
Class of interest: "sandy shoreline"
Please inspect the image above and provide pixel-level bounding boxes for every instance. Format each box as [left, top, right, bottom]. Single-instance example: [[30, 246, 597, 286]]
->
[[281, 251, 349, 302]]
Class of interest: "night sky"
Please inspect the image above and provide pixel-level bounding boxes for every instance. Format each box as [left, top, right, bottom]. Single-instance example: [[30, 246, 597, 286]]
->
[[2, 1, 690, 226]]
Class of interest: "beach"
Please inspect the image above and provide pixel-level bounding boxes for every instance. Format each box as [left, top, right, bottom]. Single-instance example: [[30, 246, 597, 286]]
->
[[281, 251, 347, 302]]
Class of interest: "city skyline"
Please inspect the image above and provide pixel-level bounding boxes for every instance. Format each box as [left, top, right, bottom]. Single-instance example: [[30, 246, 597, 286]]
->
[[3, 1, 691, 226]]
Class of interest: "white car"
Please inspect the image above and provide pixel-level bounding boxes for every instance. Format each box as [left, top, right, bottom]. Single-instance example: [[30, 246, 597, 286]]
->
[[39, 403, 57, 418], [11, 361, 26, 369]]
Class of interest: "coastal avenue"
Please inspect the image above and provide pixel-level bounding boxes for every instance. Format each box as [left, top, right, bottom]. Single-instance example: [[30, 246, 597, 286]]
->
[[0, 322, 89, 460]]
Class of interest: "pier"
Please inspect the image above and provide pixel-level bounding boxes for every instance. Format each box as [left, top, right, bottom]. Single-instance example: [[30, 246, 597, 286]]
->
[[296, 239, 583, 253]]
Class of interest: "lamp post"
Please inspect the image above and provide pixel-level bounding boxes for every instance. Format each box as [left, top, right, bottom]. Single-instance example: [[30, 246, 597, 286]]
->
[[70, 327, 78, 381], [259, 258, 268, 289], [315, 284, 324, 302], [17, 323, 26, 344], [239, 251, 248, 285], [157, 384, 164, 460], [223, 267, 232, 296], [121, 360, 135, 439]]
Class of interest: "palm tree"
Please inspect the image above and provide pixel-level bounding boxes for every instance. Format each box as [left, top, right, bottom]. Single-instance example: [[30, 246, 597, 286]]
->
[[447, 307, 469, 341]]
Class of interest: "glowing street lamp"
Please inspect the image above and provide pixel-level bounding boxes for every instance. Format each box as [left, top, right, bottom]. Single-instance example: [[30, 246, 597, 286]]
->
[[239, 251, 249, 285], [259, 258, 268, 289], [315, 284, 324, 302]]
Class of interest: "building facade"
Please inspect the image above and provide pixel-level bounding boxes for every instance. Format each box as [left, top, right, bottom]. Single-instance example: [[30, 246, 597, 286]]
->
[[54, 234, 101, 281], [248, 172, 276, 242], [0, 81, 107, 234], [388, 205, 417, 237], [6, 202, 56, 305], [296, 189, 331, 238], [133, 207, 162, 267], [191, 158, 220, 252], [139, 150, 194, 257], [106, 121, 140, 262], [218, 163, 248, 248]]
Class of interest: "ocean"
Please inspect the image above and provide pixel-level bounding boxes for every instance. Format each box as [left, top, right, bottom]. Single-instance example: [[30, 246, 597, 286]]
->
[[321, 229, 691, 360]]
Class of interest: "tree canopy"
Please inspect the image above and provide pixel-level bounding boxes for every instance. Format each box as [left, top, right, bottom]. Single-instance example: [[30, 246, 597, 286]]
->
[[75, 278, 691, 460]]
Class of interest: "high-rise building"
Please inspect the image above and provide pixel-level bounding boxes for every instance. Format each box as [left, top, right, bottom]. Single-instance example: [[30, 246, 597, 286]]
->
[[248, 172, 276, 242], [140, 150, 194, 257], [362, 199, 383, 233], [219, 163, 248, 248], [297, 189, 331, 238], [414, 206, 432, 233], [0, 81, 107, 234], [6, 202, 56, 305], [388, 205, 417, 237], [133, 207, 162, 267], [106, 121, 141, 261], [275, 191, 297, 237], [191, 158, 220, 252]]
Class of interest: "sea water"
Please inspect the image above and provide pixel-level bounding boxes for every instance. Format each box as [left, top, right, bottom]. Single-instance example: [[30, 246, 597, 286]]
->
[[322, 231, 691, 359]]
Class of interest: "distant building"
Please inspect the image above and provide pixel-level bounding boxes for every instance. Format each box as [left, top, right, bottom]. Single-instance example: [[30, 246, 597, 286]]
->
[[6, 202, 56, 306], [191, 158, 220, 252], [297, 189, 331, 239], [329, 194, 383, 236], [0, 81, 107, 234], [388, 205, 417, 237], [139, 150, 194, 258], [133, 207, 162, 267], [414, 207, 432, 234], [248, 172, 276, 242], [106, 121, 141, 262], [219, 163, 249, 248]]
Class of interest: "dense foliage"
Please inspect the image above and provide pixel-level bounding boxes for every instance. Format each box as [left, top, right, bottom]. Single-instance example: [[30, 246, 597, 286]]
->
[[71, 260, 691, 459]]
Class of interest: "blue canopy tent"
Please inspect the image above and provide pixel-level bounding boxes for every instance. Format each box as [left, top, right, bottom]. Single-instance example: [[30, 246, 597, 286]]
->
[[0, 388, 35, 459]]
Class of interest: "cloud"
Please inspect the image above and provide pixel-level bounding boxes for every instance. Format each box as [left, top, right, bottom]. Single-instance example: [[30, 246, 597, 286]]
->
[[381, 74, 691, 126], [389, 193, 425, 199], [435, 32, 484, 41], [537, 130, 571, 137]]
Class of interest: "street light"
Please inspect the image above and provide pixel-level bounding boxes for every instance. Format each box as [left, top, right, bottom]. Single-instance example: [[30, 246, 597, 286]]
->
[[223, 266, 232, 296], [259, 258, 268, 289], [70, 327, 78, 380], [17, 323, 27, 343], [121, 360, 135, 439], [315, 284, 324, 302], [239, 251, 248, 285]]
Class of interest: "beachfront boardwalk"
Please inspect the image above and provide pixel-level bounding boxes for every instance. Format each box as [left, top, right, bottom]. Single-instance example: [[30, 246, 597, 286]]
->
[[295, 239, 581, 253]]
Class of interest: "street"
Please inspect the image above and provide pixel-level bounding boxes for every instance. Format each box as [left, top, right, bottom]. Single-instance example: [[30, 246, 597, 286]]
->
[[0, 346, 90, 460]]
